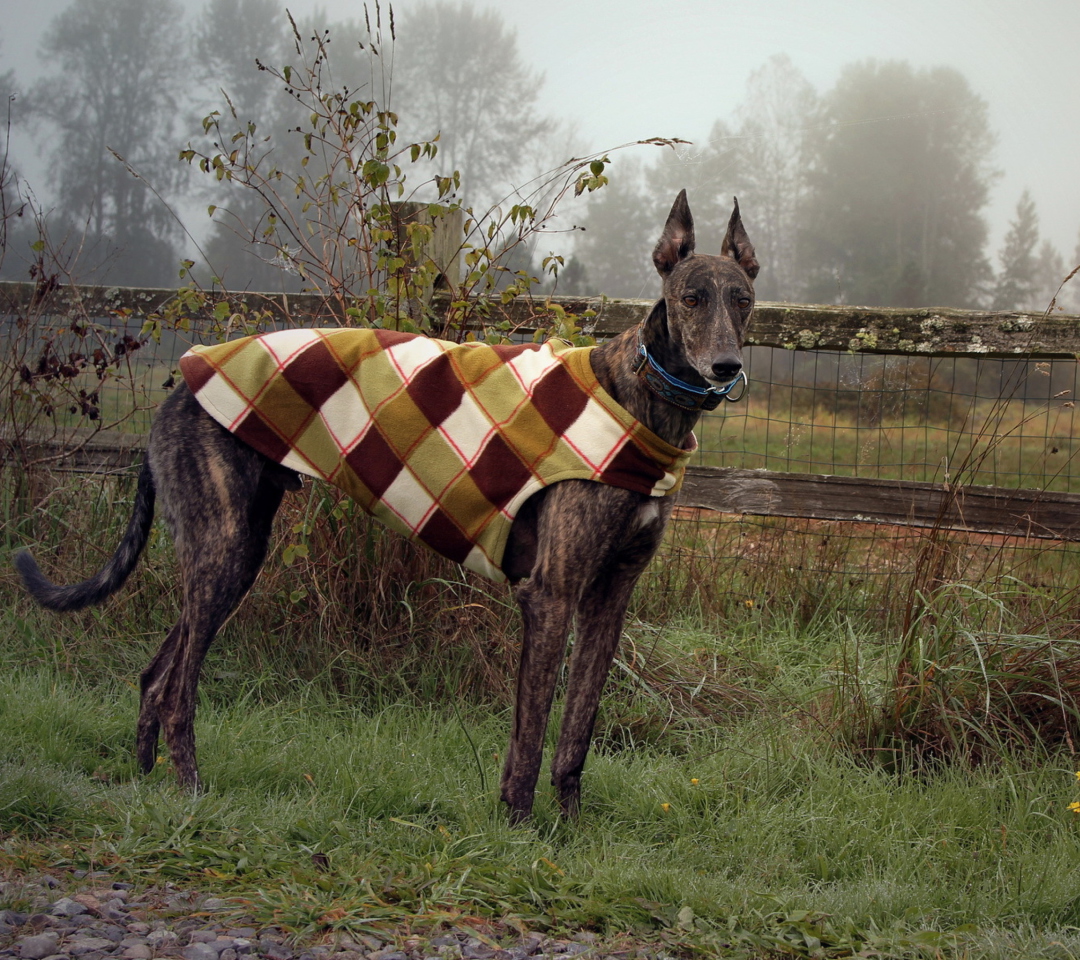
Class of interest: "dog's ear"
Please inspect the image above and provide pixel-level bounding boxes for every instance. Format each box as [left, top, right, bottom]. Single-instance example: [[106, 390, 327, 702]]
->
[[653, 189, 696, 276], [721, 197, 759, 280]]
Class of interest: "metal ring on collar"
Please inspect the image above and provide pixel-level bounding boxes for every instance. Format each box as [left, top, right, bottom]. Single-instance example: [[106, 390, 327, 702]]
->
[[636, 338, 750, 407], [715, 369, 748, 403]]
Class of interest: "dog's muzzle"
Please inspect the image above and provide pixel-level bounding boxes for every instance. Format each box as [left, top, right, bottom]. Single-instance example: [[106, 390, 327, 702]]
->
[[633, 335, 748, 411]]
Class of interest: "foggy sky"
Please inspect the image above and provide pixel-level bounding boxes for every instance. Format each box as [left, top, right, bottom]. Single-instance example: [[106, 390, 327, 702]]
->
[[3, 0, 1079, 259]]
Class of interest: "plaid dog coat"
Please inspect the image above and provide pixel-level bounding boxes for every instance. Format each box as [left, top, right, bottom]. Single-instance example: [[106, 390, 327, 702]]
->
[[180, 328, 694, 581]]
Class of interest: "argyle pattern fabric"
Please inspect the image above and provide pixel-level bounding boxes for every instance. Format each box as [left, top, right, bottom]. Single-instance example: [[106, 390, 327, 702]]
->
[[179, 328, 694, 581]]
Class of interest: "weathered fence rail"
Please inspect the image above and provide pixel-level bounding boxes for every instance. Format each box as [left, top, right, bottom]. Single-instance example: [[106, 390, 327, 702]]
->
[[4, 280, 1079, 540], [5, 280, 1079, 357], [679, 467, 1080, 541]]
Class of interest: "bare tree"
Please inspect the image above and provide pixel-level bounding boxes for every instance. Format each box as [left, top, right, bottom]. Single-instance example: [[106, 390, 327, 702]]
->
[[725, 55, 816, 301], [191, 0, 299, 288], [194, 0, 290, 121], [574, 58, 817, 302], [0, 34, 27, 276]]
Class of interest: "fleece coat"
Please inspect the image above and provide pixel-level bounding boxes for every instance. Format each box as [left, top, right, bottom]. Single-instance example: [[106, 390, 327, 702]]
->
[[180, 328, 694, 581]]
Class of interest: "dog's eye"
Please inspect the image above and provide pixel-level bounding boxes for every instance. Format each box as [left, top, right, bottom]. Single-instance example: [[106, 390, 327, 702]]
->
[[738, 296, 751, 308], [682, 295, 698, 307]]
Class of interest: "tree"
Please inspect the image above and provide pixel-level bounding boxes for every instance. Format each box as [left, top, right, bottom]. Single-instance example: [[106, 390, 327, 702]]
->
[[645, 129, 733, 259], [991, 191, 1040, 310], [194, 0, 290, 122], [1032, 239, 1065, 314], [0, 35, 28, 277], [392, 2, 556, 209], [574, 56, 817, 302], [799, 61, 996, 308], [572, 159, 659, 298], [1057, 229, 1080, 315], [697, 55, 817, 301], [29, 0, 187, 286], [191, 0, 299, 289], [0, 33, 15, 123]]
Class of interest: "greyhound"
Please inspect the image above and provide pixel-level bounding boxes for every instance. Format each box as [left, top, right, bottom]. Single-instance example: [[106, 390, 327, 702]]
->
[[15, 190, 758, 822]]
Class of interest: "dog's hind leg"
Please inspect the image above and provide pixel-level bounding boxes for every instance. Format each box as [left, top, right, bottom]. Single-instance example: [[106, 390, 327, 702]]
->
[[136, 622, 182, 774], [135, 385, 295, 788], [137, 464, 286, 788]]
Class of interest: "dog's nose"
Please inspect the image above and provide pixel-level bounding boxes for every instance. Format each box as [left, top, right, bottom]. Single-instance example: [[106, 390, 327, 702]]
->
[[711, 355, 743, 382]]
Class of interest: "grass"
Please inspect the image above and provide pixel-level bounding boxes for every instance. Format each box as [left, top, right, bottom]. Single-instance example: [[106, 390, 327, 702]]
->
[[5, 465, 1080, 957], [5, 602, 1080, 958], [698, 395, 1080, 492]]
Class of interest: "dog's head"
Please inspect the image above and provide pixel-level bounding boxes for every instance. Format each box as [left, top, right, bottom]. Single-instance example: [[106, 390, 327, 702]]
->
[[651, 190, 758, 388]]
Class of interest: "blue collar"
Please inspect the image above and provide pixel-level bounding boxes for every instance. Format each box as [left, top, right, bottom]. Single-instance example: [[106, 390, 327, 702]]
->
[[632, 329, 747, 411]]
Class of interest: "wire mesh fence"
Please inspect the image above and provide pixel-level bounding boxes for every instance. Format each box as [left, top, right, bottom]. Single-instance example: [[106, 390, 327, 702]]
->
[[705, 347, 1079, 489], [671, 345, 1080, 630], [3, 281, 1079, 633]]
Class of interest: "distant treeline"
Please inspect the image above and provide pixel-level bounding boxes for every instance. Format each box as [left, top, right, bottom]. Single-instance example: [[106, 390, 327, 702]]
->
[[0, 0, 567, 292], [571, 57, 1079, 314], [0, 1, 1076, 315]]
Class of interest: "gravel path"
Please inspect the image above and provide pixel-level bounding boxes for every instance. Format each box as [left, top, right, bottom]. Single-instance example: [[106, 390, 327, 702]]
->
[[0, 875, 672, 960]]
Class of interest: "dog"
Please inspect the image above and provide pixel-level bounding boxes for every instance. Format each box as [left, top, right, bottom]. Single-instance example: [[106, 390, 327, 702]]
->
[[15, 190, 758, 821]]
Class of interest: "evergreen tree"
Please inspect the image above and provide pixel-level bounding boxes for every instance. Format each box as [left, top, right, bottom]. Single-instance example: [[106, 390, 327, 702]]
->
[[991, 191, 1040, 310], [1032, 238, 1066, 313], [1065, 229, 1080, 314]]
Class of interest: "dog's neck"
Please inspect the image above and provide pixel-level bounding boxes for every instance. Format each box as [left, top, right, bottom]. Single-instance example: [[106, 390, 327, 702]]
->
[[589, 323, 701, 449]]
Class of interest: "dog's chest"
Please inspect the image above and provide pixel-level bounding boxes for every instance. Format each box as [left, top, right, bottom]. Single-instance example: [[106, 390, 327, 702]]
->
[[635, 499, 663, 528]]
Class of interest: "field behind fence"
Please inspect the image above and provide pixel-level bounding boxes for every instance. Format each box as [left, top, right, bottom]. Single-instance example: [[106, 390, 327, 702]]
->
[[3, 278, 1080, 640]]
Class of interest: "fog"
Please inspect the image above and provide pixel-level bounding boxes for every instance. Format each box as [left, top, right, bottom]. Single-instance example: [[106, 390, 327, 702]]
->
[[2, 0, 1078, 303]]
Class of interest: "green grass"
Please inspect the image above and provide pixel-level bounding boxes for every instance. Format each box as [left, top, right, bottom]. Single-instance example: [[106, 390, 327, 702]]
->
[[697, 395, 1080, 493], [5, 464, 1080, 957], [4, 612, 1080, 959]]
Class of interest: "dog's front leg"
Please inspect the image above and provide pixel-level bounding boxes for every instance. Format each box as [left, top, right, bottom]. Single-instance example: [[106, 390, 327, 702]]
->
[[502, 483, 646, 822], [551, 513, 662, 818], [550, 564, 643, 818], [501, 573, 574, 823]]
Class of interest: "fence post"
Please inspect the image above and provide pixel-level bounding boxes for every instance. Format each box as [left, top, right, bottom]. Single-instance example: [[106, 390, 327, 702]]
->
[[389, 201, 462, 301]]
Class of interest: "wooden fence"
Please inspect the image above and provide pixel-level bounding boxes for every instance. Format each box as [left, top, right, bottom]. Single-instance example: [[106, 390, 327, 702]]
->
[[3, 279, 1080, 540]]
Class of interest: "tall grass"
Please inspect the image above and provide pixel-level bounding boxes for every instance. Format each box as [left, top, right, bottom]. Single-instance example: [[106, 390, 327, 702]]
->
[[6, 460, 1080, 957], [5, 461, 1079, 748], [4, 633, 1080, 958]]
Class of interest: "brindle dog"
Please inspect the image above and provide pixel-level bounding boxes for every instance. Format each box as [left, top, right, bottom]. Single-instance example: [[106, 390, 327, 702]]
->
[[15, 190, 758, 822]]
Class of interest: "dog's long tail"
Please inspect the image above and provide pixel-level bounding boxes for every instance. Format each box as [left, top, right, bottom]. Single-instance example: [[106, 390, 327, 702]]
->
[[14, 458, 157, 611]]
